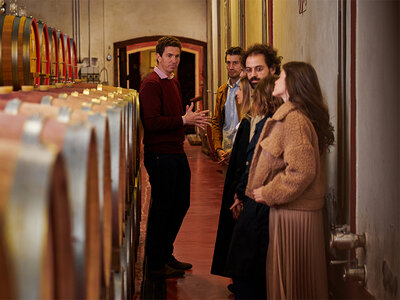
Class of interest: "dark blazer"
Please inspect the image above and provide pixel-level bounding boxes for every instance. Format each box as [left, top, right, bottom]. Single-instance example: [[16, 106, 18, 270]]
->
[[211, 117, 251, 277]]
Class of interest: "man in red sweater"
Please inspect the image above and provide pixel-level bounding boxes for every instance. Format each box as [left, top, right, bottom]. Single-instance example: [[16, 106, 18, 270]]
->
[[139, 36, 209, 278]]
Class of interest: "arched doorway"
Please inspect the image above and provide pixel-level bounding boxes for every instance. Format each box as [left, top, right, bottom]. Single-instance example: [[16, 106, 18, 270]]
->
[[114, 36, 207, 110]]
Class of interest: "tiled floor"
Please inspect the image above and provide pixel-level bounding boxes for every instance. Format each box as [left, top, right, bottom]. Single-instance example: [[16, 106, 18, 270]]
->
[[166, 143, 234, 300], [137, 141, 234, 300]]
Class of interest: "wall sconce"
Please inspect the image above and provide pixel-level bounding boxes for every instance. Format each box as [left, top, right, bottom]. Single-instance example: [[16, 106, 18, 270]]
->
[[106, 46, 112, 61], [298, 0, 307, 14]]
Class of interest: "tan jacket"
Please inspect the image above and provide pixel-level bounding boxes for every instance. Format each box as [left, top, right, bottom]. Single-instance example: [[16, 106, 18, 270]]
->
[[211, 83, 240, 151], [245, 101, 327, 211]]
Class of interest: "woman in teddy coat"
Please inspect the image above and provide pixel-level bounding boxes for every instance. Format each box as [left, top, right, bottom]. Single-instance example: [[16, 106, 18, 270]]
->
[[249, 61, 334, 299]]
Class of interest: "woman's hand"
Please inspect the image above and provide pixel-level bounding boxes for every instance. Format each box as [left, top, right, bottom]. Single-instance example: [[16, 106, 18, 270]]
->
[[252, 187, 265, 204], [230, 194, 243, 220]]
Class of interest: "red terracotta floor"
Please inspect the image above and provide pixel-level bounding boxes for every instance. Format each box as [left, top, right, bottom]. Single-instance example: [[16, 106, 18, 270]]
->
[[166, 142, 234, 300], [136, 140, 234, 300]]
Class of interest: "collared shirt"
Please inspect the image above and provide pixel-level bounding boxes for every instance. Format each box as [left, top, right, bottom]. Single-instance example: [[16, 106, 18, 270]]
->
[[222, 78, 240, 151], [154, 66, 175, 79]]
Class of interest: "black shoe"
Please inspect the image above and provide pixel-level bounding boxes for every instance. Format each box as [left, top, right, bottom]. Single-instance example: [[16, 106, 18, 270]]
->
[[167, 256, 193, 270], [227, 283, 235, 293], [148, 264, 185, 279]]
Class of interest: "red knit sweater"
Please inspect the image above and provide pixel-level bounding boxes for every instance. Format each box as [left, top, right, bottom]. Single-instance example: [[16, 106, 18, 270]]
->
[[139, 71, 185, 153]]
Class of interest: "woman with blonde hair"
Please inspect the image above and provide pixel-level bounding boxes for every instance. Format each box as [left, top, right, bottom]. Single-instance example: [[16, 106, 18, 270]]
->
[[225, 75, 282, 299], [211, 76, 253, 284], [250, 61, 334, 299]]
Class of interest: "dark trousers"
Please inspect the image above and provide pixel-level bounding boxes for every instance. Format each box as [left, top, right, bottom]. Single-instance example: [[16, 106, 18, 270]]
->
[[233, 277, 266, 299], [144, 152, 191, 270], [226, 198, 269, 299]]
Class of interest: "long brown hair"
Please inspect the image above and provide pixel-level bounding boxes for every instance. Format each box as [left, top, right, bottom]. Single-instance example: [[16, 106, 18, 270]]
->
[[283, 61, 335, 153], [251, 75, 283, 116], [238, 76, 253, 120]]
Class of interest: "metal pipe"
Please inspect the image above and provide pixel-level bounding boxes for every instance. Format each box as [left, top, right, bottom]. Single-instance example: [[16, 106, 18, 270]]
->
[[75, 0, 77, 49], [78, 0, 81, 62], [88, 0, 90, 66], [72, 0, 74, 41]]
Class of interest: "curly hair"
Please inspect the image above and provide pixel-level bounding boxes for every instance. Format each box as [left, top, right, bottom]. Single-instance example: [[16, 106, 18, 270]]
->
[[283, 61, 335, 153], [156, 36, 182, 57], [251, 75, 283, 116], [241, 44, 282, 75]]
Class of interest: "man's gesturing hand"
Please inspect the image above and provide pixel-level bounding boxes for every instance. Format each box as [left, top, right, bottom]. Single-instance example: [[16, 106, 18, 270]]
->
[[183, 102, 210, 130]]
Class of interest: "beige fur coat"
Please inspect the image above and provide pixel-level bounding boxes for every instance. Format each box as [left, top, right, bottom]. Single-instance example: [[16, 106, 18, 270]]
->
[[245, 101, 327, 211]]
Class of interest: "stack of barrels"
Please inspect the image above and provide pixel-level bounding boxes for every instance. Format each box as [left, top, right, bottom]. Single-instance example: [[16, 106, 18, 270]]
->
[[0, 15, 78, 91], [0, 82, 142, 300]]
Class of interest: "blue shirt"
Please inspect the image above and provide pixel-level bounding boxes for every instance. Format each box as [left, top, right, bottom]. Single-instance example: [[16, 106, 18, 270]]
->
[[222, 79, 240, 151]]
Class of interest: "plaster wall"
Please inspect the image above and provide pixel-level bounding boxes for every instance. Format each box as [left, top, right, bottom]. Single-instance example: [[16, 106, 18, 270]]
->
[[356, 1, 400, 298], [273, 0, 338, 209], [24, 0, 207, 85], [220, 0, 228, 85], [230, 0, 240, 48], [245, 0, 262, 47]]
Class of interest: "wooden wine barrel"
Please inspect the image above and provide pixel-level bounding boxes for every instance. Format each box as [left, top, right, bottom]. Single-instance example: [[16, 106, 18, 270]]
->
[[50, 95, 126, 256], [0, 15, 40, 89], [0, 86, 136, 250], [77, 88, 135, 182], [32, 98, 113, 289], [48, 27, 59, 84], [0, 138, 75, 300], [37, 21, 50, 85], [89, 87, 140, 203], [0, 113, 102, 299], [56, 30, 66, 82], [75, 86, 142, 243]]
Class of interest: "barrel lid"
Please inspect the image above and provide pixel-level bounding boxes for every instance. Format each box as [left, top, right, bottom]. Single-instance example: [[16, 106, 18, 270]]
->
[[21, 85, 34, 92], [39, 85, 50, 91], [0, 86, 13, 94]]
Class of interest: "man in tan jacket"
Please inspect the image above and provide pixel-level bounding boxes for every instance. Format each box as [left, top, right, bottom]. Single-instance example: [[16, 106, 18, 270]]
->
[[211, 47, 243, 165]]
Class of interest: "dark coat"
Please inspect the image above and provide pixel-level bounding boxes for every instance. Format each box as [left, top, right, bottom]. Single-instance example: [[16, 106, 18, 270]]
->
[[211, 117, 251, 277], [225, 115, 271, 280]]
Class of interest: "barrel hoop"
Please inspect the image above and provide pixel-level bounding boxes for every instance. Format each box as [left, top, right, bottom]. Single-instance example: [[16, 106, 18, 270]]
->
[[17, 16, 26, 87], [58, 31, 65, 81], [81, 102, 92, 112], [37, 22, 43, 76], [22, 17, 32, 85], [57, 106, 71, 123], [64, 34, 71, 80], [22, 115, 44, 144], [4, 98, 22, 115], [31, 19, 41, 86], [5, 144, 55, 299], [0, 14, 5, 85], [62, 123, 97, 298], [41, 95, 53, 105], [48, 27, 59, 83], [11, 16, 21, 89]]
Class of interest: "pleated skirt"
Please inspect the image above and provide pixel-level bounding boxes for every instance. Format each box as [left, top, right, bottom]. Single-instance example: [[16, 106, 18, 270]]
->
[[266, 207, 329, 300]]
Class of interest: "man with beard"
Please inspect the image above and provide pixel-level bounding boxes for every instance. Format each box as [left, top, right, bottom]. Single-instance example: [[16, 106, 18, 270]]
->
[[225, 44, 282, 298], [211, 47, 243, 167], [242, 43, 281, 88], [139, 36, 209, 278]]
